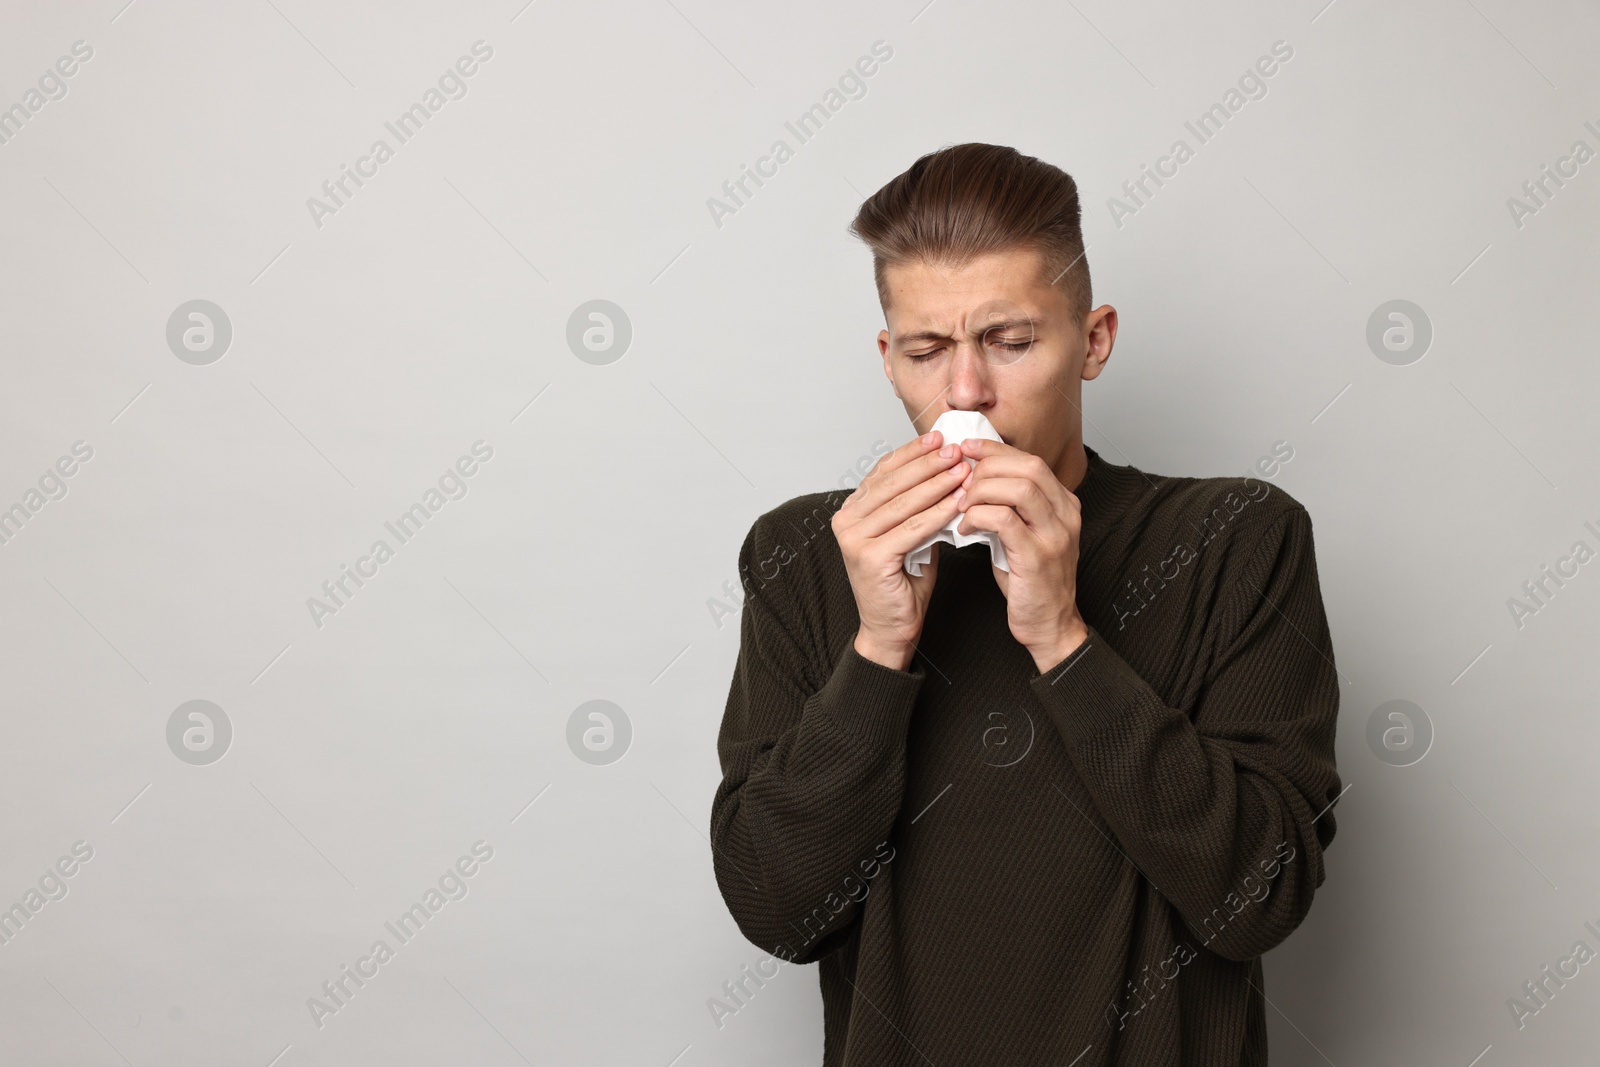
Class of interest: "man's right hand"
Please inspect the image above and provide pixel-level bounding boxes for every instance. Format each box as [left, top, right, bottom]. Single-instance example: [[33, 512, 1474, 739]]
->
[[831, 430, 971, 671]]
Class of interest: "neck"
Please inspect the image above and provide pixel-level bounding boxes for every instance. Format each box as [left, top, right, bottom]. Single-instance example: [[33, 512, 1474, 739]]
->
[[1053, 437, 1089, 492]]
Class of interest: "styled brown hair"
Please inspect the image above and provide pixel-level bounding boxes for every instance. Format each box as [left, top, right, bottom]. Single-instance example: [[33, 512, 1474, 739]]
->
[[847, 142, 1092, 325]]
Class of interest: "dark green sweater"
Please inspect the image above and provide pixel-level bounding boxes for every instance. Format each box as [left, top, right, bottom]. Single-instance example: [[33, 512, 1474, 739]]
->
[[710, 444, 1342, 1066]]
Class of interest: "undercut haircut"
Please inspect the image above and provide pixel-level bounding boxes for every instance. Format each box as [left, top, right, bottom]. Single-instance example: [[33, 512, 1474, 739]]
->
[[847, 142, 1092, 326]]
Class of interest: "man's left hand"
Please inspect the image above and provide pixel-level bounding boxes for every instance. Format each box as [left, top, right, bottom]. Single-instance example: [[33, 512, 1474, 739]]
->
[[954, 438, 1090, 673]]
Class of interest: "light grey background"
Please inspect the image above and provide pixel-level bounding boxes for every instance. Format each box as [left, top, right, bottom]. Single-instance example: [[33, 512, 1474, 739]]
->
[[2, 0, 1597, 1064]]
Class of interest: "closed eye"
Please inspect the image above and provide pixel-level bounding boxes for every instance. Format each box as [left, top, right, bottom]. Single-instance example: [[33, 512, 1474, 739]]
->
[[904, 336, 1032, 361]]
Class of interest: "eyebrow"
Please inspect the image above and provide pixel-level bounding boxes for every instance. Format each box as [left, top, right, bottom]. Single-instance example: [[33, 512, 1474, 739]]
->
[[893, 317, 1044, 347]]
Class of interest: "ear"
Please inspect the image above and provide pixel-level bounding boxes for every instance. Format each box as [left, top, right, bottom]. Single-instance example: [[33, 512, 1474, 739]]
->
[[879, 329, 900, 397], [1080, 305, 1117, 382]]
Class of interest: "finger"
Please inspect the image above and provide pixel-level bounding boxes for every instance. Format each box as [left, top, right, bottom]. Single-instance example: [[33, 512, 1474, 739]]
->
[[856, 459, 971, 541], [957, 438, 1026, 462], [848, 443, 966, 529], [868, 430, 945, 481], [871, 487, 966, 558], [958, 440, 1058, 479], [955, 501, 1039, 560], [839, 434, 942, 522], [959, 443, 1073, 503], [957, 438, 1066, 489], [958, 475, 1069, 531]]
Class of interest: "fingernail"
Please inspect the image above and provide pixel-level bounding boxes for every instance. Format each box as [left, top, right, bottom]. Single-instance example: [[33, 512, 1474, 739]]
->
[[939, 445, 954, 458], [954, 487, 966, 508], [922, 431, 936, 445]]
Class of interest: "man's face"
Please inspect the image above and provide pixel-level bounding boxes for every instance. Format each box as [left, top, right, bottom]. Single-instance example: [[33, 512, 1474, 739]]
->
[[876, 244, 1115, 485]]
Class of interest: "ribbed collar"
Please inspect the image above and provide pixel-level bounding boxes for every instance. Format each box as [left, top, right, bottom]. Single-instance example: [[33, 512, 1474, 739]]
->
[[1073, 443, 1149, 544]]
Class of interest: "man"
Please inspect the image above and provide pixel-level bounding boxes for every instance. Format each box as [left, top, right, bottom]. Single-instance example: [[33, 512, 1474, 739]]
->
[[709, 142, 1341, 1066]]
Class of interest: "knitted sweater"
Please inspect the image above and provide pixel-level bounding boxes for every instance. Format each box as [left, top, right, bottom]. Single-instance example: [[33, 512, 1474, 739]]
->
[[710, 444, 1342, 1066]]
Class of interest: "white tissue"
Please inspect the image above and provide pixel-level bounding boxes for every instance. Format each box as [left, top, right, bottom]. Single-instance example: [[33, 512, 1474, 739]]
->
[[903, 409, 1010, 577]]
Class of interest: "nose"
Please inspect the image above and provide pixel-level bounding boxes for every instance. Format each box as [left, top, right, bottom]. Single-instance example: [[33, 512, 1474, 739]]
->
[[944, 335, 993, 411]]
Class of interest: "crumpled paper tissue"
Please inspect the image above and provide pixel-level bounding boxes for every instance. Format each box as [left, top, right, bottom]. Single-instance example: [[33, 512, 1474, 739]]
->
[[903, 409, 1009, 577]]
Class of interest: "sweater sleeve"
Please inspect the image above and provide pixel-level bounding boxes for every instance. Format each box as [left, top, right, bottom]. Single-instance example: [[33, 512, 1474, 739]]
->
[[709, 513, 925, 964], [1030, 504, 1342, 963]]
